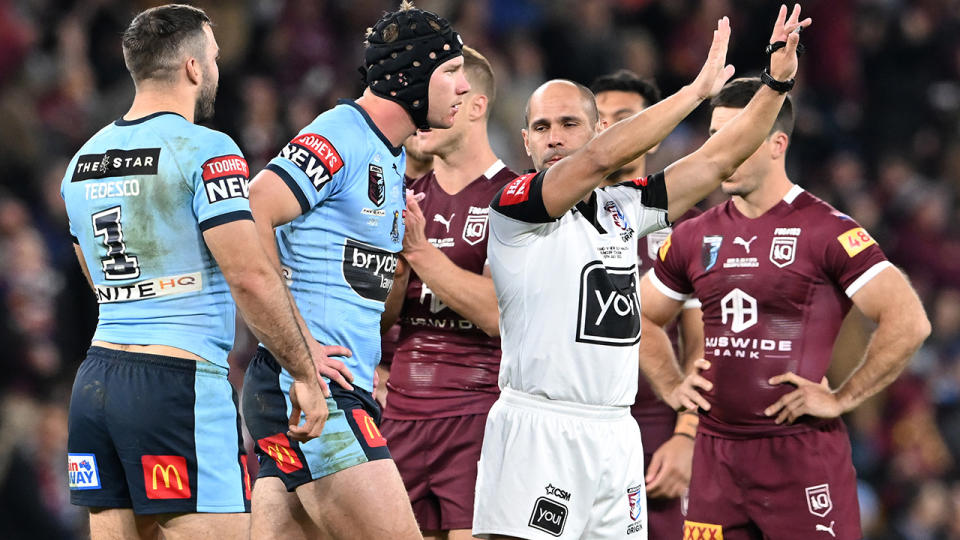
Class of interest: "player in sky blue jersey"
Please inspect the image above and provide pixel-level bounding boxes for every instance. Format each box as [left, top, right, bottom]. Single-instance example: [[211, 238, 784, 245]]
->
[[62, 5, 336, 538], [239, 2, 470, 538]]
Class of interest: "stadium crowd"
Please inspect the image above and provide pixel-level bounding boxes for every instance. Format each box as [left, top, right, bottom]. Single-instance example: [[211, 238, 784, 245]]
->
[[1, 0, 959, 537]]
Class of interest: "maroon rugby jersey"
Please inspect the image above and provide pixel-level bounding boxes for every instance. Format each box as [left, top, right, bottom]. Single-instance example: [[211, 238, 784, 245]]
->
[[633, 207, 702, 452], [384, 161, 517, 420], [651, 186, 890, 437]]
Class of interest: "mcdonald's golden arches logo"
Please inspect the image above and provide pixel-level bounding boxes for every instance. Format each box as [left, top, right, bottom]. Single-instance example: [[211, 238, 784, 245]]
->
[[141, 455, 191, 499], [257, 433, 304, 474], [351, 409, 387, 448]]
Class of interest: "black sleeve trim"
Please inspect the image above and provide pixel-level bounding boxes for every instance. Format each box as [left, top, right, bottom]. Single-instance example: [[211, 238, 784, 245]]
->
[[266, 163, 310, 215], [71, 235, 79, 245], [489, 171, 556, 223], [617, 170, 668, 211], [199, 210, 254, 232]]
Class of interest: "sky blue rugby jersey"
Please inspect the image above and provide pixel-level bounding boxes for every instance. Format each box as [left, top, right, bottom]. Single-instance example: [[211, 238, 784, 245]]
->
[[61, 112, 253, 369], [265, 99, 406, 391]]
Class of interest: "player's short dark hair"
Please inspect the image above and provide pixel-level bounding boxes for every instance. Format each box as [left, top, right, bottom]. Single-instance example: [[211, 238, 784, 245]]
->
[[523, 80, 598, 128], [710, 77, 794, 137], [463, 46, 496, 115], [589, 69, 661, 108], [122, 4, 211, 84]]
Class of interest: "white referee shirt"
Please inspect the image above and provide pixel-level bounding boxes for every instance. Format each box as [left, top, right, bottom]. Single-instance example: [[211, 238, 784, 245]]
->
[[487, 170, 669, 406]]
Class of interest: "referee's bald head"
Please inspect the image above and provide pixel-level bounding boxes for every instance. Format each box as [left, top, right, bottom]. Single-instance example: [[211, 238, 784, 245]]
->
[[523, 80, 599, 130]]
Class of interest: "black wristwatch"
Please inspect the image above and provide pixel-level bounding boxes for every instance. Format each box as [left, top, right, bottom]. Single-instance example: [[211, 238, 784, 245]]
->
[[761, 67, 794, 93]]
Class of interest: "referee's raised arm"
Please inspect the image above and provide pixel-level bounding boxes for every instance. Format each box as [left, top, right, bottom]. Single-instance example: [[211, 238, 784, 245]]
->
[[532, 17, 733, 218]]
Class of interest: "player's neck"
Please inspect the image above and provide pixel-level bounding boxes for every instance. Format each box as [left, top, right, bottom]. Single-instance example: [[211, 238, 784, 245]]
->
[[126, 85, 196, 124], [355, 92, 416, 148], [732, 173, 794, 218], [433, 127, 498, 195], [406, 157, 435, 180]]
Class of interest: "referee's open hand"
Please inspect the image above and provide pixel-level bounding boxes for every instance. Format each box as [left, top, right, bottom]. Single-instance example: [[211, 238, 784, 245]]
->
[[768, 4, 812, 82]]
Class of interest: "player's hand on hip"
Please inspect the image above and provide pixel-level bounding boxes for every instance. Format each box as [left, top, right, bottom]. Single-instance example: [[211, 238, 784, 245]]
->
[[645, 434, 694, 499], [764, 374, 841, 424], [689, 16, 735, 100], [310, 341, 354, 395], [401, 190, 430, 257], [666, 358, 713, 412], [768, 4, 812, 81], [287, 378, 329, 442]]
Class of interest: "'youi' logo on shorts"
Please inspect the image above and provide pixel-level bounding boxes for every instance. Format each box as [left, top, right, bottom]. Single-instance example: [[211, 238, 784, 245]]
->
[[529, 496, 567, 537]]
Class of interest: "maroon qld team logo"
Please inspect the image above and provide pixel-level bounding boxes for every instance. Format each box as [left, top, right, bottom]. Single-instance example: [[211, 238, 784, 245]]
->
[[769, 237, 797, 268], [462, 214, 488, 246], [805, 484, 833, 518], [368, 164, 385, 206]]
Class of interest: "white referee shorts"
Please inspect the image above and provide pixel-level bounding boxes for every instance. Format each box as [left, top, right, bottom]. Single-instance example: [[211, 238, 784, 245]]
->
[[473, 388, 647, 539]]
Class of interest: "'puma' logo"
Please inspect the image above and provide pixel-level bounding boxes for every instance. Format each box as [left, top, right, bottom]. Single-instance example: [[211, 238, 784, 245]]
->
[[433, 213, 454, 233], [733, 235, 757, 253], [816, 521, 836, 537]]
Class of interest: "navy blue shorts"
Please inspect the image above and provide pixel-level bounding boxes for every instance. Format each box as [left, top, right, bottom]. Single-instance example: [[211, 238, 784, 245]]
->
[[67, 346, 251, 514], [242, 347, 391, 491]]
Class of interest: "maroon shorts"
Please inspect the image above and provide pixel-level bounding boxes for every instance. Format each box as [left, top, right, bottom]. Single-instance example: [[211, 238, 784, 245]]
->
[[381, 414, 487, 531], [684, 421, 860, 540]]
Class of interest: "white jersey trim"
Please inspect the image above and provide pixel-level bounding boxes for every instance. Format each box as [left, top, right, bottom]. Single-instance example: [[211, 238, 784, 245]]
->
[[783, 184, 805, 204], [646, 269, 690, 302], [483, 159, 507, 180], [845, 261, 893, 298], [682, 297, 702, 309]]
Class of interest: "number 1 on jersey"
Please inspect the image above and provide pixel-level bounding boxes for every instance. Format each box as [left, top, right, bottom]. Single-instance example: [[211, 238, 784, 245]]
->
[[92, 206, 141, 280]]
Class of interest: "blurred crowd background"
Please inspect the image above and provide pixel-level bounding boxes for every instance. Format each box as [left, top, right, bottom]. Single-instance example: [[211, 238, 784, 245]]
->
[[1, 0, 959, 538]]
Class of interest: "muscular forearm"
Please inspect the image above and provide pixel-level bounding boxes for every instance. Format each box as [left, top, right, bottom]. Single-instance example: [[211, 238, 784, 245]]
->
[[232, 268, 314, 381], [665, 87, 787, 220], [544, 86, 704, 217], [639, 317, 686, 400], [381, 259, 410, 333], [835, 316, 929, 413], [589, 86, 704, 177], [404, 245, 500, 336]]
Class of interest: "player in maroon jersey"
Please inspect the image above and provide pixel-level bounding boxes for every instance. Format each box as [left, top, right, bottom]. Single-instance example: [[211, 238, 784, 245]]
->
[[639, 78, 931, 540], [377, 132, 432, 394], [591, 69, 705, 539], [379, 46, 516, 540]]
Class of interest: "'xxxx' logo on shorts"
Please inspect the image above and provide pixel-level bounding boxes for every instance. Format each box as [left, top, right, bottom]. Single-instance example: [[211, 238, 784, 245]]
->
[[684, 520, 723, 540]]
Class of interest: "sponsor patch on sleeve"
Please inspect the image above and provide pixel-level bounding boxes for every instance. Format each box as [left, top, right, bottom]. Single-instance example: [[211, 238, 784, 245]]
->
[[201, 154, 250, 203], [498, 173, 535, 206], [658, 233, 673, 261], [836, 227, 876, 258], [278, 133, 344, 192]]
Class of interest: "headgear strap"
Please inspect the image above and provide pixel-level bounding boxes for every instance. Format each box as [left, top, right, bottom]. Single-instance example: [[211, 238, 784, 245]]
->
[[361, 6, 463, 130]]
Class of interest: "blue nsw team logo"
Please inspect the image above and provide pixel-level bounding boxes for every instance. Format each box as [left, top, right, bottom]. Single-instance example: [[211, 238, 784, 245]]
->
[[701, 235, 723, 271], [68, 453, 101, 490], [627, 484, 643, 521]]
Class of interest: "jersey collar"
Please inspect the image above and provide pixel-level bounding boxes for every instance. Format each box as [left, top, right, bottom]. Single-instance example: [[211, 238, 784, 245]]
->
[[114, 111, 185, 126], [338, 99, 403, 157]]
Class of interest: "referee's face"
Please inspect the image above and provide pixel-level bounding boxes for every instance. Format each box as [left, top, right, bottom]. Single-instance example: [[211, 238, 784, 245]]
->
[[523, 82, 598, 171]]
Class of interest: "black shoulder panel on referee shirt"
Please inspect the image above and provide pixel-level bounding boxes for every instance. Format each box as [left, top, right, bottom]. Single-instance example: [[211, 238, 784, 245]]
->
[[615, 170, 668, 211], [489, 170, 555, 223]]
